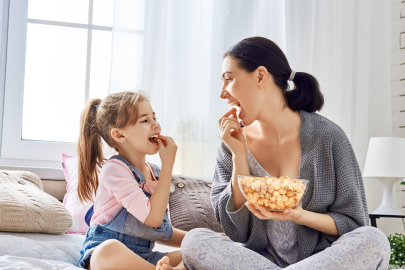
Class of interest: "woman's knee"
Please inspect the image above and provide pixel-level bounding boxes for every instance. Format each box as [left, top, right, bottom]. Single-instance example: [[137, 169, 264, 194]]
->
[[181, 228, 218, 250], [352, 226, 390, 250]]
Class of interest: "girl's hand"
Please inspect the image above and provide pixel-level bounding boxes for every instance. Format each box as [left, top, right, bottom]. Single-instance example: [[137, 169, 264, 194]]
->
[[245, 202, 304, 223], [218, 109, 246, 155], [157, 135, 177, 167]]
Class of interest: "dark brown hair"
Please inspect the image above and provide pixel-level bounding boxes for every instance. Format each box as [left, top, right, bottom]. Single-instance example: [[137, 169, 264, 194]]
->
[[224, 36, 324, 112], [77, 91, 149, 203]]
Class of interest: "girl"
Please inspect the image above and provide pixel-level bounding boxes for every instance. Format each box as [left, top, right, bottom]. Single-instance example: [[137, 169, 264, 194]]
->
[[77, 91, 186, 270], [180, 37, 390, 269]]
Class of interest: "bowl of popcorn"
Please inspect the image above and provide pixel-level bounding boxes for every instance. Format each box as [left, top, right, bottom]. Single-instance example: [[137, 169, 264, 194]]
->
[[238, 175, 308, 211]]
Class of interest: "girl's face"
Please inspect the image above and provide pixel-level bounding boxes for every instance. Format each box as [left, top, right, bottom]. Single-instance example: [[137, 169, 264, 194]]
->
[[120, 100, 161, 155], [220, 56, 261, 126]]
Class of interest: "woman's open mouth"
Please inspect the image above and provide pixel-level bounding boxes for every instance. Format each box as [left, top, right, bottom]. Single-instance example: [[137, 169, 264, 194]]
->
[[230, 102, 244, 127]]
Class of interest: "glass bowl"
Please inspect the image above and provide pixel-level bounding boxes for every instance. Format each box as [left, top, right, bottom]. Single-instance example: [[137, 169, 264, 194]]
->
[[238, 175, 309, 211]]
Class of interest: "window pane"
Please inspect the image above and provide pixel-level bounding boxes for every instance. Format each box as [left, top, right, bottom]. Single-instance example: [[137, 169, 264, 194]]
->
[[28, 0, 89, 24], [115, 0, 145, 31], [109, 33, 144, 93], [22, 23, 87, 143], [89, 30, 112, 100], [93, 0, 114, 27]]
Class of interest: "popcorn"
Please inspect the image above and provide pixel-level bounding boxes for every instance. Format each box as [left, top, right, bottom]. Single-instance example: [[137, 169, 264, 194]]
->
[[238, 175, 307, 211]]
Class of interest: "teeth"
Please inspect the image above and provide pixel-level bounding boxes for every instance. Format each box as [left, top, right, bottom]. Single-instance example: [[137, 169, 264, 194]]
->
[[150, 135, 158, 138]]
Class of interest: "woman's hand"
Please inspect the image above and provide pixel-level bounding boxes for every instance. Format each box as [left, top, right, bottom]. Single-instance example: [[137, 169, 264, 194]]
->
[[245, 202, 304, 223], [157, 135, 177, 167], [219, 109, 246, 155]]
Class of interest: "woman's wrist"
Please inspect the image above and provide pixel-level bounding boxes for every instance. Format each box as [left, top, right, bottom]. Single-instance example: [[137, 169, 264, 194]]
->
[[294, 209, 307, 225]]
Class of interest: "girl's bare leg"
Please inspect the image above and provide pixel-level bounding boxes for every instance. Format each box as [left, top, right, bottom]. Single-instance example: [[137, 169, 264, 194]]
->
[[89, 239, 156, 270], [156, 251, 187, 270]]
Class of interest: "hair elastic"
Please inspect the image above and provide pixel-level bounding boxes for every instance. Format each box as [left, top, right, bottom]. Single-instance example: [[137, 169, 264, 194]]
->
[[288, 70, 296, 81]]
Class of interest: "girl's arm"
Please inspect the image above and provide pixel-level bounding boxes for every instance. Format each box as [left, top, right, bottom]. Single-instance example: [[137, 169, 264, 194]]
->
[[144, 164, 174, 227], [156, 228, 187, 248], [144, 135, 177, 228]]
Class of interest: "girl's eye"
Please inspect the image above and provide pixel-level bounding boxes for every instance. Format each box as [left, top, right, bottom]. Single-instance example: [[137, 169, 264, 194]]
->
[[141, 119, 148, 123], [225, 78, 231, 81], [154, 118, 158, 121]]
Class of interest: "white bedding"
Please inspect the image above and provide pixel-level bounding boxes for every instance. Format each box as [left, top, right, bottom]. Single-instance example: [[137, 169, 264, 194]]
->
[[0, 232, 179, 269]]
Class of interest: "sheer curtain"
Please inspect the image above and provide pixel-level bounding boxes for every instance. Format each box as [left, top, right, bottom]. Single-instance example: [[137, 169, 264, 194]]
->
[[110, 0, 392, 210]]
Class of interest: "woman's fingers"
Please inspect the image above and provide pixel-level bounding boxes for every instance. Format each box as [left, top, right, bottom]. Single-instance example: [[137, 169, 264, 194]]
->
[[219, 121, 242, 138], [218, 108, 238, 126], [245, 203, 267, 219], [246, 202, 300, 221]]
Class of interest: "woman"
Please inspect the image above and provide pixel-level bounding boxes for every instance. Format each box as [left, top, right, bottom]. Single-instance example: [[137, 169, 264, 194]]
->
[[180, 37, 390, 269]]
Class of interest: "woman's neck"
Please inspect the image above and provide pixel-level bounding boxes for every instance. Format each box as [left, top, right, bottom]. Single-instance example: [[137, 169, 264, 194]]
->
[[253, 92, 301, 143]]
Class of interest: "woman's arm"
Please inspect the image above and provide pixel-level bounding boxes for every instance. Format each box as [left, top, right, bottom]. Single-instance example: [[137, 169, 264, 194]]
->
[[246, 204, 339, 236], [297, 211, 339, 236], [211, 142, 255, 244], [231, 152, 250, 210]]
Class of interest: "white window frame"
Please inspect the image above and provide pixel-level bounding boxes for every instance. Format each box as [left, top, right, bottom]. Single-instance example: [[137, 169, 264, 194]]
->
[[0, 0, 116, 178], [0, 0, 186, 179]]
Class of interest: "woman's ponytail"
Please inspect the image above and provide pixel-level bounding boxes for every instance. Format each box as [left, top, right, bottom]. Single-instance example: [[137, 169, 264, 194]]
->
[[286, 72, 324, 112], [77, 99, 104, 203], [224, 37, 324, 113]]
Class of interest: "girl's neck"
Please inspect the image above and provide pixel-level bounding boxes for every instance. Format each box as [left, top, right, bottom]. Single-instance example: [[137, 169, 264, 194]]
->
[[119, 152, 147, 172]]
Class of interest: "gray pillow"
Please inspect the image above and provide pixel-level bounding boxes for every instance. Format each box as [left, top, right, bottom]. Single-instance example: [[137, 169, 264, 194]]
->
[[169, 175, 223, 233]]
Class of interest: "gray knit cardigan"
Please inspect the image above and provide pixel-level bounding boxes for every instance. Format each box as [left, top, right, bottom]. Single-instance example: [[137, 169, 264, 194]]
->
[[211, 110, 369, 263]]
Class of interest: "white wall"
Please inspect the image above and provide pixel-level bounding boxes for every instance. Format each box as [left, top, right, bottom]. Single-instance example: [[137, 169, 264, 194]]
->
[[0, 0, 6, 148]]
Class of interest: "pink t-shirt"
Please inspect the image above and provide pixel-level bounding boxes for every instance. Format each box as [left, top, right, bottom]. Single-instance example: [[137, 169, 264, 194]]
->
[[90, 159, 159, 226]]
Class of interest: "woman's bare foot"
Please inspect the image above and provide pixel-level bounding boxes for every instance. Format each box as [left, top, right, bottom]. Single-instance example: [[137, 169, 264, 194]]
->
[[156, 256, 173, 270]]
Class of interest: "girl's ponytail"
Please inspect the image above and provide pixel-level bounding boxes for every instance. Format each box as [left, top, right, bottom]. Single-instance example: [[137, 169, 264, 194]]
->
[[286, 72, 324, 112], [77, 99, 104, 203]]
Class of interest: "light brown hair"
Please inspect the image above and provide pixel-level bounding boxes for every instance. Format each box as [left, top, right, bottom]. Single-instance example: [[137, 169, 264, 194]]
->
[[77, 91, 149, 203]]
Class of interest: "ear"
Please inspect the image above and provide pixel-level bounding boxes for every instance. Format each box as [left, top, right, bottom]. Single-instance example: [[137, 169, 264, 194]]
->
[[256, 66, 268, 87], [110, 128, 126, 144]]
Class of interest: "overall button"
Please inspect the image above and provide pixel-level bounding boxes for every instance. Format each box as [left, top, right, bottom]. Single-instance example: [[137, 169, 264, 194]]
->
[[177, 183, 185, 188], [96, 227, 104, 234]]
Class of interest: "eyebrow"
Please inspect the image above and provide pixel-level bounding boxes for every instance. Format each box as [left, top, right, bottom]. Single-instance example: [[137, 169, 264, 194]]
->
[[139, 112, 155, 118], [222, 71, 232, 79]]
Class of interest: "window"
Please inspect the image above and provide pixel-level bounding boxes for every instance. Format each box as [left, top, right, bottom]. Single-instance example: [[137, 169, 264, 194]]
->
[[0, 0, 145, 174]]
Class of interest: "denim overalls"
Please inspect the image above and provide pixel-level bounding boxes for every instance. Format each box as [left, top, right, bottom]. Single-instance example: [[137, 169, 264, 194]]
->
[[77, 155, 173, 268]]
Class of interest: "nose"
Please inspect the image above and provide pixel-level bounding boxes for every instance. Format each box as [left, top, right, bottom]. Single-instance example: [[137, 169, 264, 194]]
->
[[152, 119, 159, 129], [220, 89, 228, 99]]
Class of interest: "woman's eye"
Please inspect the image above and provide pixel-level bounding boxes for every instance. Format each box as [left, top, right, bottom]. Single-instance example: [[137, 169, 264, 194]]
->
[[225, 78, 231, 81], [141, 119, 148, 123], [154, 118, 158, 121]]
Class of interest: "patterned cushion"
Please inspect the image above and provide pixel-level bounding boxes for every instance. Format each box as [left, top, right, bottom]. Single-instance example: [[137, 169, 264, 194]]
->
[[0, 170, 73, 234], [169, 175, 223, 233]]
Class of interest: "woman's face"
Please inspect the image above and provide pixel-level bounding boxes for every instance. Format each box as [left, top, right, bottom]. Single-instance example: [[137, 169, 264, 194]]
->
[[220, 56, 260, 126]]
